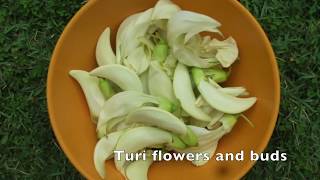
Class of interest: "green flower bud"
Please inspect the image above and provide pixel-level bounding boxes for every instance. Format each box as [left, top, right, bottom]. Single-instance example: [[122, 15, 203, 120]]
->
[[158, 97, 175, 112], [152, 40, 169, 62], [204, 68, 229, 83], [170, 134, 187, 149], [191, 68, 205, 86], [221, 114, 239, 131], [179, 127, 198, 147], [99, 78, 115, 99]]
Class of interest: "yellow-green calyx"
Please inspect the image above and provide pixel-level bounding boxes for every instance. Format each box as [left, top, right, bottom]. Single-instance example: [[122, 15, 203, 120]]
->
[[221, 114, 239, 131], [170, 134, 187, 149], [99, 78, 115, 99], [158, 97, 175, 113], [179, 126, 198, 147], [204, 68, 229, 83], [191, 68, 205, 86], [152, 39, 169, 62], [192, 67, 229, 86]]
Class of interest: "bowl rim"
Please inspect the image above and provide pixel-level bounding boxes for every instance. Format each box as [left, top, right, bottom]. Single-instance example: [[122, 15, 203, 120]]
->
[[47, 0, 280, 179]]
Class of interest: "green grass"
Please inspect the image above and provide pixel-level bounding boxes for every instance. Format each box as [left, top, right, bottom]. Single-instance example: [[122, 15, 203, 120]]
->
[[0, 0, 319, 179]]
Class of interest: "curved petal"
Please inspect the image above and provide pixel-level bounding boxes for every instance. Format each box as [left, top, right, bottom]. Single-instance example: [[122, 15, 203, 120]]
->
[[187, 125, 223, 146], [139, 71, 150, 94], [175, 122, 233, 166], [97, 123, 108, 139], [173, 126, 219, 166], [189, 108, 224, 128], [167, 11, 222, 68], [206, 79, 249, 97], [124, 9, 153, 55], [185, 116, 237, 149], [69, 70, 104, 121], [206, 110, 224, 129], [193, 115, 237, 143], [184, 27, 221, 44], [189, 115, 238, 166], [173, 63, 211, 121], [198, 80, 257, 114], [96, 27, 116, 66], [188, 118, 209, 128], [126, 154, 153, 180], [116, 9, 153, 61], [135, 8, 154, 25], [90, 64, 143, 92], [114, 127, 172, 175], [162, 54, 178, 78], [152, 0, 181, 20], [124, 46, 150, 75], [167, 10, 221, 46], [174, 45, 218, 68], [148, 61, 176, 101], [100, 116, 125, 135], [116, 13, 140, 63], [208, 37, 239, 68], [220, 87, 249, 97], [187, 125, 209, 136], [94, 131, 124, 179], [126, 107, 187, 135], [97, 91, 158, 130], [191, 142, 218, 166]]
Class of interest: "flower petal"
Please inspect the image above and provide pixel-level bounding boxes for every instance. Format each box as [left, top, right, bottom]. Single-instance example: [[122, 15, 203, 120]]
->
[[124, 46, 150, 75], [90, 64, 143, 92], [97, 91, 159, 130], [69, 70, 105, 121], [209, 37, 239, 68], [167, 10, 221, 46], [126, 154, 153, 180], [114, 127, 172, 175], [96, 27, 116, 66], [94, 131, 124, 179], [126, 106, 187, 135], [173, 63, 211, 121], [198, 80, 257, 114], [152, 0, 181, 20], [148, 61, 176, 101]]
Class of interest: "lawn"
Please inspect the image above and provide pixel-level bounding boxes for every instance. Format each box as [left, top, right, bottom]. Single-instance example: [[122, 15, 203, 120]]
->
[[0, 0, 319, 179]]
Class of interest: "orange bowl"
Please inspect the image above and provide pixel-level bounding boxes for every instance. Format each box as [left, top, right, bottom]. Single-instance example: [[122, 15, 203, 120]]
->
[[47, 0, 280, 179]]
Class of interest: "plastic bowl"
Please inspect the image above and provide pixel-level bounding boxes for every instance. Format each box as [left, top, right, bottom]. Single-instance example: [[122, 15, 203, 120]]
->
[[47, 0, 280, 179]]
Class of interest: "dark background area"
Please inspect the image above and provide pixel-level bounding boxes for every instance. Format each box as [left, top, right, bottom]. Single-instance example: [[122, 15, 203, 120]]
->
[[0, 0, 319, 179]]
